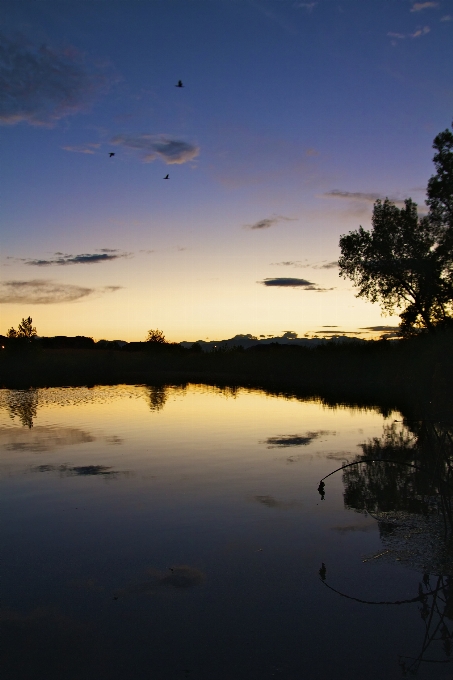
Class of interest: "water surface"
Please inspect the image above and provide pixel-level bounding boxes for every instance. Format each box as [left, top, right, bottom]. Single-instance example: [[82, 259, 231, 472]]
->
[[0, 385, 448, 679]]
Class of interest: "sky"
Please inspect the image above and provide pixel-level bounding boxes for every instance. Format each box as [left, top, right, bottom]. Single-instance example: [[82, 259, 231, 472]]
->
[[1, 0, 452, 342]]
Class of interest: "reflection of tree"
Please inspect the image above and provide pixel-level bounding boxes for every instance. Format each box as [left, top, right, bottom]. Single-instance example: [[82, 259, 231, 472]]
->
[[7, 389, 38, 428], [320, 567, 453, 676], [146, 386, 168, 412], [320, 416, 453, 675], [342, 421, 453, 548]]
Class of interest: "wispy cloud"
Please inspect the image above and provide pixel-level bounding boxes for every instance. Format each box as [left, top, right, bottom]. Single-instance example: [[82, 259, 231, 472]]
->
[[244, 215, 297, 230], [62, 143, 101, 154], [271, 260, 306, 267], [321, 190, 407, 208], [441, 15, 452, 21], [271, 259, 338, 269], [293, 2, 317, 11], [0, 34, 109, 126], [410, 2, 438, 12], [388, 25, 431, 40], [258, 277, 334, 291], [411, 25, 431, 37], [0, 280, 122, 304], [111, 133, 199, 165], [314, 261, 338, 270], [21, 251, 131, 267]]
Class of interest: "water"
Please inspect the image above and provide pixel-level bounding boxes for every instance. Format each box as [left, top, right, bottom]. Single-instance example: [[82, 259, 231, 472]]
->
[[0, 385, 450, 679]]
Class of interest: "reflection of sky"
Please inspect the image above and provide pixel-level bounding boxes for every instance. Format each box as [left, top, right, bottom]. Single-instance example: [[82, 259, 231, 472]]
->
[[0, 385, 427, 678], [1, 1, 451, 341]]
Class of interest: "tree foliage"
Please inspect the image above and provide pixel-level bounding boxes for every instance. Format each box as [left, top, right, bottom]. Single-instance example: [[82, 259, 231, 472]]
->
[[339, 122, 453, 334], [7, 317, 37, 339], [146, 328, 166, 344]]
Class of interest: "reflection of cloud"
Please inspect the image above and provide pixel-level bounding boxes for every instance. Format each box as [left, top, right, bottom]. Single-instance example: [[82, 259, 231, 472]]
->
[[0, 426, 95, 452], [0, 35, 109, 126], [33, 463, 126, 476], [254, 495, 303, 510], [331, 522, 377, 533], [244, 215, 296, 230], [263, 431, 334, 448], [0, 279, 122, 303], [111, 133, 199, 164], [258, 277, 334, 292], [115, 565, 205, 598], [23, 251, 131, 267], [0, 607, 98, 676], [410, 2, 438, 11], [326, 452, 355, 461]]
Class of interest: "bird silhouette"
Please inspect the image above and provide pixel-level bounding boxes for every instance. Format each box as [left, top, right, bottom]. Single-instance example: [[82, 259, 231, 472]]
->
[[109, 152, 115, 157], [163, 174, 169, 179], [175, 80, 184, 88]]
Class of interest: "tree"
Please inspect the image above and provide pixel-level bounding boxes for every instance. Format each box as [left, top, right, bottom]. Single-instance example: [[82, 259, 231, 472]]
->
[[339, 122, 453, 334], [7, 317, 37, 339], [146, 328, 166, 343]]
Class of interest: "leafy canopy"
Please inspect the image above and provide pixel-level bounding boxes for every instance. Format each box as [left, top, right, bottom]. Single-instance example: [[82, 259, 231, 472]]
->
[[339, 122, 453, 334], [7, 316, 37, 339]]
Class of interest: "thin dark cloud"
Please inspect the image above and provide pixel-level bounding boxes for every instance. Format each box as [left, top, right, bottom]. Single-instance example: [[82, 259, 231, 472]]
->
[[271, 260, 306, 267], [244, 215, 296, 230], [0, 279, 122, 304], [314, 261, 338, 270], [271, 260, 338, 270], [263, 431, 334, 448], [322, 189, 428, 215], [360, 325, 400, 331], [323, 190, 384, 203], [258, 277, 334, 291], [313, 330, 362, 335], [23, 251, 131, 267], [111, 133, 199, 164], [0, 34, 109, 126]]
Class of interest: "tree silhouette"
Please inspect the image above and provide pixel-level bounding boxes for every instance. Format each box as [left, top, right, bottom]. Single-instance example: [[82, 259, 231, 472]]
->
[[7, 316, 37, 339], [146, 329, 166, 344], [339, 122, 453, 334]]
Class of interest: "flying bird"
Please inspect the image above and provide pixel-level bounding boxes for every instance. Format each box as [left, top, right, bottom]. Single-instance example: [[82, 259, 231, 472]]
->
[[109, 152, 115, 157], [175, 80, 184, 88], [163, 174, 169, 179]]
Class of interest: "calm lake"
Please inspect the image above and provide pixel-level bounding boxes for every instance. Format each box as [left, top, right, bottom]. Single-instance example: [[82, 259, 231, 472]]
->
[[0, 384, 450, 680]]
